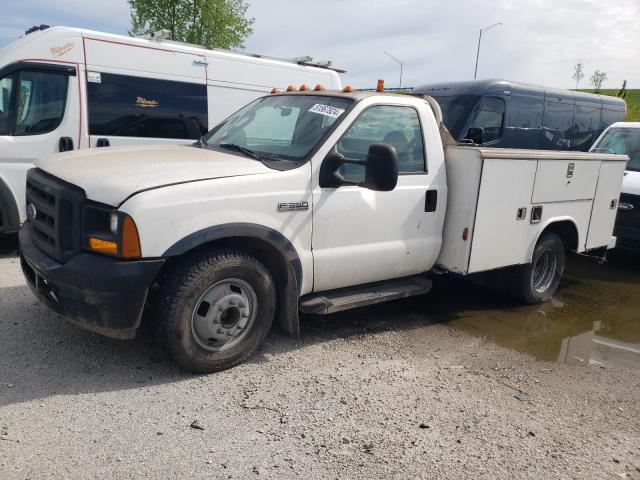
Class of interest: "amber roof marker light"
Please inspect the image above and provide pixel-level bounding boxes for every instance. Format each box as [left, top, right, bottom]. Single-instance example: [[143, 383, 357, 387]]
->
[[342, 85, 354, 93]]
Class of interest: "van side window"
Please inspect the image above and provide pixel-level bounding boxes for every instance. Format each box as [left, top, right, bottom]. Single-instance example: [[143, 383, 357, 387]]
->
[[337, 105, 425, 181], [13, 71, 68, 136], [87, 73, 208, 140], [467, 97, 505, 143], [0, 75, 14, 135]]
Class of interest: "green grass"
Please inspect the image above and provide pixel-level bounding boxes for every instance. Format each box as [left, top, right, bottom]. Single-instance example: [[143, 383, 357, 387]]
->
[[579, 89, 640, 121]]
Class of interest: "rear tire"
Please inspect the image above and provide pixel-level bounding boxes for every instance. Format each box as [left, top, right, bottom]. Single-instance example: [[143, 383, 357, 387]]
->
[[510, 233, 565, 304], [156, 249, 276, 373]]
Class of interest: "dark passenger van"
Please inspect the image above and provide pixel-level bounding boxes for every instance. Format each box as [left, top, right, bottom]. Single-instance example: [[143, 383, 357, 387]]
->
[[413, 79, 626, 151]]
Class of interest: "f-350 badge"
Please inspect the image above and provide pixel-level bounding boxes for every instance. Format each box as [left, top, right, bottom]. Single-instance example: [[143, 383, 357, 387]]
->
[[278, 201, 309, 212]]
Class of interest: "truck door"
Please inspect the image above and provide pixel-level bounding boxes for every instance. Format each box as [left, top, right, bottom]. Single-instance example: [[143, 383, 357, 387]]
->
[[0, 63, 79, 227], [311, 103, 444, 292]]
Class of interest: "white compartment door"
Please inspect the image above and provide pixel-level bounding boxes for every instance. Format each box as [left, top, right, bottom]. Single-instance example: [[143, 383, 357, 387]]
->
[[532, 160, 600, 203], [586, 161, 627, 249]]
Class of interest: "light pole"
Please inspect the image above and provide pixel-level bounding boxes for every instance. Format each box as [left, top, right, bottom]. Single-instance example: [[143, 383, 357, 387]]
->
[[384, 51, 403, 89], [474, 22, 501, 79]]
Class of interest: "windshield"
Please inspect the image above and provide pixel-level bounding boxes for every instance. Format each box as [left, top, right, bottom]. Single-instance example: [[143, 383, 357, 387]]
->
[[430, 95, 479, 139], [202, 94, 353, 161], [593, 128, 640, 171]]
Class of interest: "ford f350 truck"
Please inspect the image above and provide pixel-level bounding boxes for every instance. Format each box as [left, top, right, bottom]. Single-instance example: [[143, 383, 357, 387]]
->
[[19, 88, 627, 372]]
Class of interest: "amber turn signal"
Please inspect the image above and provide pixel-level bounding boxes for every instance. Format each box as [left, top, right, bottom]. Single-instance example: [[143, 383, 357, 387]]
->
[[121, 215, 142, 258], [89, 237, 118, 255]]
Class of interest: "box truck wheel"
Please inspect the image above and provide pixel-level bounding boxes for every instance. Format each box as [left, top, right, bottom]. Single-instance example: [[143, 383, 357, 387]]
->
[[156, 249, 276, 373], [511, 233, 565, 304]]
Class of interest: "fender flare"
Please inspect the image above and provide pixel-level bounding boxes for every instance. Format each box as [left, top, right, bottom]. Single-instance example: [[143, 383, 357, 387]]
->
[[0, 176, 20, 233], [163, 223, 303, 338], [526, 216, 581, 263]]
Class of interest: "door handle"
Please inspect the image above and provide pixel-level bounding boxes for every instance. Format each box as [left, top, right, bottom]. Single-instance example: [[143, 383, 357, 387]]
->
[[59, 136, 74, 152], [96, 138, 110, 147], [425, 190, 438, 212]]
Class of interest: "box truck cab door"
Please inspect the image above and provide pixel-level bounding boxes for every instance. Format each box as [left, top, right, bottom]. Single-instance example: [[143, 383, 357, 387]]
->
[[0, 62, 79, 226], [87, 72, 208, 148], [311, 102, 444, 292]]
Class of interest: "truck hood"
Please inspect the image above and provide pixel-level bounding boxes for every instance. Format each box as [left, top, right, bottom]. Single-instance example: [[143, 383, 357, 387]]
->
[[36, 145, 275, 206], [622, 170, 640, 196]]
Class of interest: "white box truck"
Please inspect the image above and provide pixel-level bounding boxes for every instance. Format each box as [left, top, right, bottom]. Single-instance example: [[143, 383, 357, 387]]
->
[[19, 89, 626, 372], [0, 25, 341, 234]]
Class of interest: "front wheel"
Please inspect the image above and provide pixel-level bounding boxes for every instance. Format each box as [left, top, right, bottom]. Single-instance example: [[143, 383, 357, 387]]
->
[[156, 249, 276, 373], [510, 233, 565, 304]]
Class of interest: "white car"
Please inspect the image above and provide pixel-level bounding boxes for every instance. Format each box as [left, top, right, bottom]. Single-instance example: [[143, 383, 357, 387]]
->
[[591, 122, 640, 253], [20, 89, 626, 372], [0, 25, 341, 235]]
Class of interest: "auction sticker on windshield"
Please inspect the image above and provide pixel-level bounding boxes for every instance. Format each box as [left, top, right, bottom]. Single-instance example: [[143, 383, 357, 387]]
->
[[308, 104, 345, 119]]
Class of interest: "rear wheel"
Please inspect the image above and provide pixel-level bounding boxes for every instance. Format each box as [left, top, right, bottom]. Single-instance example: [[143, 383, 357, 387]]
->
[[510, 233, 565, 304], [156, 249, 276, 373]]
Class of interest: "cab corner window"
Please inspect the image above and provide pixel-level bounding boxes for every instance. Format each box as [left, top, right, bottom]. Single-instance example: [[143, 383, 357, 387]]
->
[[0, 75, 14, 135], [14, 71, 68, 136], [337, 105, 426, 181], [465, 96, 505, 144]]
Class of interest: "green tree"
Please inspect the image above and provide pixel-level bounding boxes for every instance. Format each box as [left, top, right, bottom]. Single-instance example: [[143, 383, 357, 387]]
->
[[129, 0, 254, 49]]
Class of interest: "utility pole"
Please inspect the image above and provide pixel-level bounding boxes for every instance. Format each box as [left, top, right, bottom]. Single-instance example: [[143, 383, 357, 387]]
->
[[384, 51, 403, 89], [474, 22, 501, 79]]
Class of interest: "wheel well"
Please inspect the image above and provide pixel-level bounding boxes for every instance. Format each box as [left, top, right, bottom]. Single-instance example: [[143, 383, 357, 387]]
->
[[155, 236, 300, 337], [541, 220, 579, 252]]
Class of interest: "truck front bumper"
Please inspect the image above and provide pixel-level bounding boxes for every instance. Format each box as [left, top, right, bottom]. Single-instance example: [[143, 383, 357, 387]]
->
[[19, 225, 165, 339]]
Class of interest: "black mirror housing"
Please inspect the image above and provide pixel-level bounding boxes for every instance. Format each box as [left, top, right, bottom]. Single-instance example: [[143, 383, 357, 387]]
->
[[319, 143, 399, 192], [466, 127, 484, 145], [364, 144, 399, 191]]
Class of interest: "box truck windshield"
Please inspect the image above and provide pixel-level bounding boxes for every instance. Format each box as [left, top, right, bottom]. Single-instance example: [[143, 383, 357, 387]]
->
[[428, 95, 478, 139], [594, 128, 640, 171]]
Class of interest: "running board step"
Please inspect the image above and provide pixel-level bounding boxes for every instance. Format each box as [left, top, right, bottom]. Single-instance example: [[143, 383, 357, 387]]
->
[[299, 276, 433, 315]]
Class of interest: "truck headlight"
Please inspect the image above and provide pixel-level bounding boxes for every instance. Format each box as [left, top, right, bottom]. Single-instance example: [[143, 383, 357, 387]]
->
[[82, 204, 141, 259]]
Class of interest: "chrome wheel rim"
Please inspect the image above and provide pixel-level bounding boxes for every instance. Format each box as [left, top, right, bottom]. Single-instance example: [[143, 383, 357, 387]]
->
[[532, 250, 557, 294], [190, 278, 257, 352]]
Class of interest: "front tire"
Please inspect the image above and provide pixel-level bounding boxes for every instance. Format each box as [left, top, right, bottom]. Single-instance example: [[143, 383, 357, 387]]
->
[[510, 233, 565, 304], [156, 249, 276, 373]]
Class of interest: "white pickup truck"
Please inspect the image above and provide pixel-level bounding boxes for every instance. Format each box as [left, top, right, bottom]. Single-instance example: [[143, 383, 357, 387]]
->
[[19, 89, 626, 372]]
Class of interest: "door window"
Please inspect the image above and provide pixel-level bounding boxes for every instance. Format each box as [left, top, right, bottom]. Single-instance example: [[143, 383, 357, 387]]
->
[[0, 75, 14, 135], [87, 73, 208, 139], [337, 105, 425, 181], [13, 71, 68, 136]]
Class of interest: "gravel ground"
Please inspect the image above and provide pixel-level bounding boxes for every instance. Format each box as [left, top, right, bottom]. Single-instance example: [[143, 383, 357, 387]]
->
[[1, 235, 639, 480]]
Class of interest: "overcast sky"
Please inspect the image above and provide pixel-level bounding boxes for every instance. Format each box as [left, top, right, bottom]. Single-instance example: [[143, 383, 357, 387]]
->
[[1, 0, 637, 90]]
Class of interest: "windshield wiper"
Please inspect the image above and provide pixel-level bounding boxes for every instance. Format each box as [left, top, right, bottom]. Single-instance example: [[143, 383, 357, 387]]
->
[[218, 143, 262, 161]]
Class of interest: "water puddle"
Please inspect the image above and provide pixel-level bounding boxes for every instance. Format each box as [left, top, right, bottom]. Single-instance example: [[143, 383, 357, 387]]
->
[[427, 254, 640, 369]]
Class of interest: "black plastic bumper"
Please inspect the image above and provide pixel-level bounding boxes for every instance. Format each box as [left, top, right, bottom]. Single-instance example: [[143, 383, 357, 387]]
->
[[19, 225, 165, 339], [614, 224, 640, 253]]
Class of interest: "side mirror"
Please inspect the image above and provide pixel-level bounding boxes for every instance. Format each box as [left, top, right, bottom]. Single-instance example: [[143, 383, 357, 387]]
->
[[466, 127, 484, 145], [319, 143, 399, 192]]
